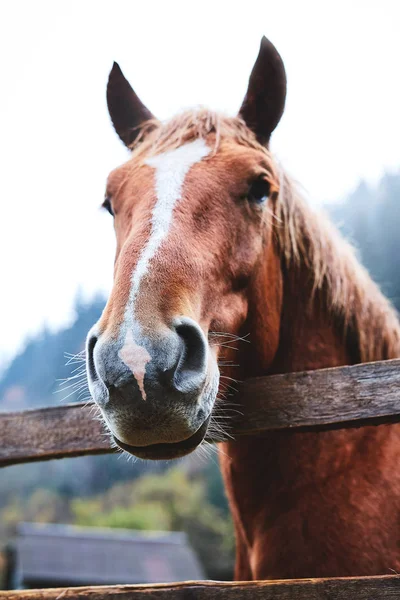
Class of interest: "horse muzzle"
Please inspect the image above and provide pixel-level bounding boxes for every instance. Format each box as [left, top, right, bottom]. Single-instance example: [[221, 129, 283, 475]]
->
[[85, 316, 218, 459]]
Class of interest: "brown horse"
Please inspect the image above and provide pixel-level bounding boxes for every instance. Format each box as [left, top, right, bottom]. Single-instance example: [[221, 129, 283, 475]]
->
[[86, 37, 400, 579]]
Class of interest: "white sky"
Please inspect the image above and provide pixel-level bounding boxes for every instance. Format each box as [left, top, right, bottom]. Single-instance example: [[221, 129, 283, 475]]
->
[[0, 0, 399, 359]]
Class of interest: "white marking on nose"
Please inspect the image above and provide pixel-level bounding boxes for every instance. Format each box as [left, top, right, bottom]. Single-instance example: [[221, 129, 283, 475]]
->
[[119, 329, 151, 401], [121, 138, 211, 400]]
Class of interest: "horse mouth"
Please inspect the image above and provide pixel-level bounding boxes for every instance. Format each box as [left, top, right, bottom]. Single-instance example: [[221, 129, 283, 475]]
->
[[113, 416, 211, 460]]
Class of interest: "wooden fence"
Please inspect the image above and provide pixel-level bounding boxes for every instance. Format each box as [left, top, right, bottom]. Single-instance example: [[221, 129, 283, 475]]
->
[[1, 358, 400, 597]]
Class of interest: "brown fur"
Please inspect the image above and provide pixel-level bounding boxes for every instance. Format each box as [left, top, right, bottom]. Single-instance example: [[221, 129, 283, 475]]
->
[[104, 108, 400, 579]]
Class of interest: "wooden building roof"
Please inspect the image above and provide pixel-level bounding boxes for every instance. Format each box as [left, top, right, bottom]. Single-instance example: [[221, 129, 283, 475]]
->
[[12, 522, 205, 587]]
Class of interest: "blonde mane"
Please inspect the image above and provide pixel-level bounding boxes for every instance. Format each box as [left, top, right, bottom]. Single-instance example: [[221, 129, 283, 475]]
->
[[132, 109, 400, 363]]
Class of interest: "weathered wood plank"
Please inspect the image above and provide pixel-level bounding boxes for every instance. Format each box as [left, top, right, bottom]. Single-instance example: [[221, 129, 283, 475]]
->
[[0, 404, 113, 466], [233, 357, 400, 435], [1, 358, 400, 467], [2, 575, 400, 599]]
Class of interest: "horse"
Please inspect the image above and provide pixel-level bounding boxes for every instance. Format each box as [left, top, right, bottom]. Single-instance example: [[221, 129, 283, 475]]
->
[[86, 36, 400, 580]]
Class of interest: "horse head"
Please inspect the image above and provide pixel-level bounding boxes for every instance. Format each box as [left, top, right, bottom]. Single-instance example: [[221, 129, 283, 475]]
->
[[86, 37, 286, 459]]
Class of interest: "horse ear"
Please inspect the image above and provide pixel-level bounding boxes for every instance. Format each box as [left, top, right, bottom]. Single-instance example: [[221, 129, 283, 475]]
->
[[107, 62, 156, 147], [239, 36, 287, 145]]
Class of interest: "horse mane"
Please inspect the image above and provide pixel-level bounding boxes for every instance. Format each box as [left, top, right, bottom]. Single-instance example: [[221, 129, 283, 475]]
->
[[132, 109, 400, 363]]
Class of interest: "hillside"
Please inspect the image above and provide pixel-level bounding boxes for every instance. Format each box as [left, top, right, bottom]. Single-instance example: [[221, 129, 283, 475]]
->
[[0, 294, 104, 411]]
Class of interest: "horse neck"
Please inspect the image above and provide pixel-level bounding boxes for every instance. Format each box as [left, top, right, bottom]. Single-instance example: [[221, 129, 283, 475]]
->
[[236, 242, 352, 381], [272, 261, 353, 373]]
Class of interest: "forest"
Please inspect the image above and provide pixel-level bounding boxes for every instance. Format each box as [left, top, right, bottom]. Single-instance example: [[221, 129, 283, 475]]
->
[[0, 169, 399, 582]]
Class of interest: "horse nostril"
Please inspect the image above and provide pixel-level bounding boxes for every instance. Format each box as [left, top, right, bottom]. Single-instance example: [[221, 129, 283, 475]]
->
[[173, 318, 207, 394], [86, 334, 98, 382]]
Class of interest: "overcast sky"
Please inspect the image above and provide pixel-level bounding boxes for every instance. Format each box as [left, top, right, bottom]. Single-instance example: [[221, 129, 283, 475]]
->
[[0, 0, 399, 359]]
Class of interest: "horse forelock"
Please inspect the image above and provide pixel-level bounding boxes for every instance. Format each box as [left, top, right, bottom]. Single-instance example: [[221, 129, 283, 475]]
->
[[129, 108, 270, 158]]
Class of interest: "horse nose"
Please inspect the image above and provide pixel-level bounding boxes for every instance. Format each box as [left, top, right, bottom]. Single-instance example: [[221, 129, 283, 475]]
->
[[171, 317, 208, 394], [86, 317, 208, 401]]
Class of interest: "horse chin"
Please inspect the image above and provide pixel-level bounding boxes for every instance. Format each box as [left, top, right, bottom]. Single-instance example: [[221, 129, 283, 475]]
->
[[113, 416, 211, 460]]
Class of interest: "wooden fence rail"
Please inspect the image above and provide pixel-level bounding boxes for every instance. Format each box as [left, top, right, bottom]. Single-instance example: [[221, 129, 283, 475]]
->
[[1, 575, 400, 599], [1, 358, 400, 467]]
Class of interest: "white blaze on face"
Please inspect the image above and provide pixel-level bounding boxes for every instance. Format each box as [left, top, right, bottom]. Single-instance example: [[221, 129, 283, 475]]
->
[[118, 138, 211, 399]]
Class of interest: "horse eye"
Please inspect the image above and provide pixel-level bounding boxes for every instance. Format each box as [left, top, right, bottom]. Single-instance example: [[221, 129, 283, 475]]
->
[[102, 197, 114, 216], [248, 179, 271, 204]]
